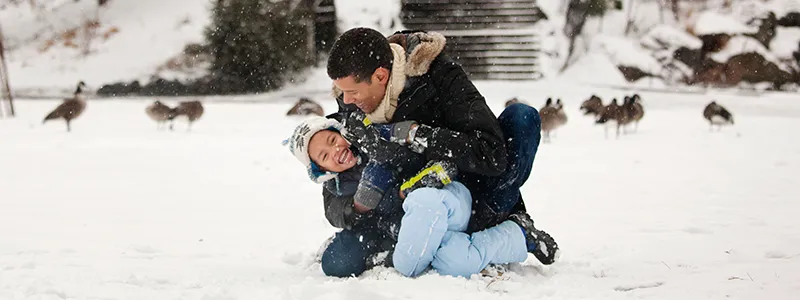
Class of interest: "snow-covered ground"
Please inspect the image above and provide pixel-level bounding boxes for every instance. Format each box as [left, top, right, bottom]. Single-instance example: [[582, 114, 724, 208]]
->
[[2, 81, 799, 299]]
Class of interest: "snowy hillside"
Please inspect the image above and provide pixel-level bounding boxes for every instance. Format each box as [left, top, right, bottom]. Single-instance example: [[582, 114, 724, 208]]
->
[[0, 0, 210, 91], [2, 81, 800, 299]]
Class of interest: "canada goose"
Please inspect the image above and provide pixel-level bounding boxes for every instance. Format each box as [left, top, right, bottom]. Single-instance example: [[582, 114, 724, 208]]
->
[[703, 101, 734, 131], [286, 97, 324, 116], [595, 98, 625, 139], [169, 100, 204, 131], [540, 98, 565, 143], [505, 97, 525, 108], [145, 100, 175, 130], [625, 94, 645, 132], [580, 95, 604, 117], [43, 81, 87, 132], [555, 99, 568, 126]]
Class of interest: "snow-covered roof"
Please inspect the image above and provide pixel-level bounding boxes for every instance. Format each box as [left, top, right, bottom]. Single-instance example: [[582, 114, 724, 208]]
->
[[693, 11, 758, 35], [641, 25, 703, 50]]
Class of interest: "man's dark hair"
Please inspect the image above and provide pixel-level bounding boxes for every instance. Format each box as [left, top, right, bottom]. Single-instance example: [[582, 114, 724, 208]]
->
[[327, 27, 393, 83]]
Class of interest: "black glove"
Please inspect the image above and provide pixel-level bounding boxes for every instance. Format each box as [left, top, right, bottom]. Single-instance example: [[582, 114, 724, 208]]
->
[[341, 111, 424, 167], [399, 160, 458, 198], [374, 121, 418, 145]]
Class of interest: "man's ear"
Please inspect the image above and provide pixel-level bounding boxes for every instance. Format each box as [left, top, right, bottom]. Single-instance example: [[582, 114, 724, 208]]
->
[[373, 67, 390, 85]]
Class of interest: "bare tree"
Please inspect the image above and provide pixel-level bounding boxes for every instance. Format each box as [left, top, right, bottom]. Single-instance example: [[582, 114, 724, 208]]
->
[[669, 0, 679, 21], [0, 23, 15, 117], [560, 0, 592, 72], [624, 0, 638, 36]]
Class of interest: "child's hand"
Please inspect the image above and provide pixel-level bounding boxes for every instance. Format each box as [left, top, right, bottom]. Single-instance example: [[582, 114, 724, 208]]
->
[[399, 161, 458, 198], [354, 161, 397, 211]]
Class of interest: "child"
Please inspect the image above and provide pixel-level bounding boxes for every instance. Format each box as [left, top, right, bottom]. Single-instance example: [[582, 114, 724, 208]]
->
[[286, 115, 559, 278]]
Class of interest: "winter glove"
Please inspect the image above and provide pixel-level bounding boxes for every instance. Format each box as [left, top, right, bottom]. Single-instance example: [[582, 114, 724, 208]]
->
[[374, 121, 418, 145], [399, 160, 458, 198], [354, 161, 397, 211], [341, 111, 425, 167]]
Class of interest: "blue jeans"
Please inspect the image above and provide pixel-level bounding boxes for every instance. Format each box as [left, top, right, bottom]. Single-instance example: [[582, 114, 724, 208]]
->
[[468, 103, 541, 232], [320, 228, 392, 277]]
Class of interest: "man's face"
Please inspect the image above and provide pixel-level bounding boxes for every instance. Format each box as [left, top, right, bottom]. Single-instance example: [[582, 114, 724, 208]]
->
[[308, 130, 357, 173], [333, 68, 389, 113]]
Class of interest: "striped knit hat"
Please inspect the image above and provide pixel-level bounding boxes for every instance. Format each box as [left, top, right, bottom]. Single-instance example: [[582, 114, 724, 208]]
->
[[283, 116, 343, 184]]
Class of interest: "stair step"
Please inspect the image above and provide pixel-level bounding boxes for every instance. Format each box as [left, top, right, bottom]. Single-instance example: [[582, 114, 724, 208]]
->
[[460, 64, 538, 72], [447, 50, 539, 58], [403, 9, 541, 18], [445, 43, 538, 51], [403, 0, 536, 5], [445, 36, 538, 44], [400, 0, 543, 80], [404, 2, 538, 11], [467, 71, 543, 80], [402, 15, 542, 25], [448, 56, 538, 65]]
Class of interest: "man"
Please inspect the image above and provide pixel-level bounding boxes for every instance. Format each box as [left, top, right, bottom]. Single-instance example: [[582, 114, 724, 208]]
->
[[320, 27, 558, 277]]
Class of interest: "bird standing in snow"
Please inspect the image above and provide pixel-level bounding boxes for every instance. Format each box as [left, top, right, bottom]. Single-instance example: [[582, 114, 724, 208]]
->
[[595, 98, 625, 139], [43, 81, 87, 132], [540, 98, 567, 143], [286, 97, 324, 116], [623, 94, 645, 132], [169, 100, 204, 131], [145, 100, 175, 130], [580, 95, 604, 117], [703, 101, 734, 131]]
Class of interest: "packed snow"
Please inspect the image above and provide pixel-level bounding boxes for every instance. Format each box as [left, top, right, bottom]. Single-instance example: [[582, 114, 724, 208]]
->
[[692, 11, 758, 36], [596, 36, 664, 76], [640, 25, 703, 50], [2, 81, 800, 299], [771, 27, 800, 60]]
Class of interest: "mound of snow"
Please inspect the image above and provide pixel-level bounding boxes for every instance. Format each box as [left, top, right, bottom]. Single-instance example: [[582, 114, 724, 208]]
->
[[762, 0, 800, 19], [710, 36, 793, 73], [596, 36, 663, 76], [692, 11, 758, 35], [730, 0, 774, 24], [771, 27, 800, 60], [559, 52, 628, 86], [641, 25, 703, 50], [1, 0, 209, 90]]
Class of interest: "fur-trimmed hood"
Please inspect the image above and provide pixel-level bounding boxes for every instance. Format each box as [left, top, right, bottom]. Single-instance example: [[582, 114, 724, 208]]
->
[[331, 31, 447, 99], [386, 31, 447, 77]]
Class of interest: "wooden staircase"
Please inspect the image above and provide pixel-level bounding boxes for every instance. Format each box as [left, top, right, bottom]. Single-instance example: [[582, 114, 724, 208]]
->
[[401, 0, 546, 80]]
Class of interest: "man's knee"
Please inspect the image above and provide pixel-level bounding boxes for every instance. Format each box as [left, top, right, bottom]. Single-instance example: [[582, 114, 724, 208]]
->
[[321, 230, 367, 277], [500, 103, 541, 132]]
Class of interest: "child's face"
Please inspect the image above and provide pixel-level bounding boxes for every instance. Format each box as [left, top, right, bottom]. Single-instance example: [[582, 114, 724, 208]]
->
[[308, 130, 357, 173]]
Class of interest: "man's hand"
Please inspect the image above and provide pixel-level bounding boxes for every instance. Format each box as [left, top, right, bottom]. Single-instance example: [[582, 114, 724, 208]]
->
[[399, 161, 458, 199], [341, 111, 401, 165], [374, 121, 419, 145]]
